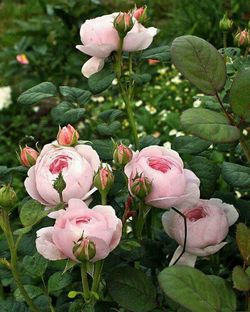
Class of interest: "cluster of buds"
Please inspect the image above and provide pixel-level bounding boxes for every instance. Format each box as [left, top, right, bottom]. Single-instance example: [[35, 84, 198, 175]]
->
[[130, 173, 152, 200], [113, 143, 133, 167], [0, 185, 17, 211], [219, 13, 233, 31], [19, 146, 39, 167], [73, 236, 96, 262], [94, 164, 114, 196], [234, 28, 250, 48], [57, 124, 79, 146]]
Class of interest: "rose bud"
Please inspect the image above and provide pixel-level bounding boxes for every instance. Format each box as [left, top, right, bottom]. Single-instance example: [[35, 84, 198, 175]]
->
[[73, 238, 96, 262], [148, 59, 160, 65], [162, 198, 239, 267], [219, 13, 233, 31], [114, 12, 134, 38], [130, 174, 152, 200], [94, 165, 114, 195], [20, 146, 39, 167], [234, 29, 250, 48], [57, 124, 79, 146], [0, 185, 17, 211], [113, 144, 133, 166], [133, 6, 147, 24], [16, 54, 29, 65]]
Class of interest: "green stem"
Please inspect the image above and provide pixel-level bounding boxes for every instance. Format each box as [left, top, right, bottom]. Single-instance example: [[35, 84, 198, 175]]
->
[[215, 92, 235, 125], [135, 203, 151, 241], [1, 210, 39, 312], [101, 192, 107, 205], [91, 260, 104, 295], [0, 281, 4, 299], [223, 31, 227, 49], [80, 262, 91, 303]]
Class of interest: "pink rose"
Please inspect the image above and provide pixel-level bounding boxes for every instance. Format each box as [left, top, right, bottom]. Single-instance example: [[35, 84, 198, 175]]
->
[[36, 198, 122, 262], [124, 146, 200, 209], [162, 198, 239, 266], [76, 13, 157, 77], [24, 143, 100, 206]]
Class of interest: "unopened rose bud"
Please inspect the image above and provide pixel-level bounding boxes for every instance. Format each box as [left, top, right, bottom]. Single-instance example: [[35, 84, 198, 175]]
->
[[57, 124, 79, 146], [219, 13, 233, 31], [234, 29, 250, 48], [130, 175, 152, 199], [53, 172, 66, 195], [148, 59, 160, 65], [94, 165, 114, 194], [73, 238, 96, 262], [16, 54, 29, 65], [133, 6, 147, 24], [114, 12, 134, 38], [20, 146, 39, 167], [0, 185, 17, 211], [113, 144, 133, 166]]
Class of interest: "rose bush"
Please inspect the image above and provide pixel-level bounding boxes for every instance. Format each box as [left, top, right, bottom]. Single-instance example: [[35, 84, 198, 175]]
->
[[124, 145, 200, 209], [36, 198, 122, 262], [162, 198, 239, 266], [25, 142, 100, 206]]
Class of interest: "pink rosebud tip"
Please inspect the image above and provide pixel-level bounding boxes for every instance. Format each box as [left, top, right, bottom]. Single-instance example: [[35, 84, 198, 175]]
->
[[114, 12, 134, 38], [148, 59, 160, 65], [94, 165, 114, 194], [57, 124, 79, 146], [73, 237, 96, 262], [130, 174, 152, 200], [133, 6, 147, 24], [16, 54, 29, 65], [113, 144, 133, 166], [20, 146, 39, 167], [234, 29, 250, 48]]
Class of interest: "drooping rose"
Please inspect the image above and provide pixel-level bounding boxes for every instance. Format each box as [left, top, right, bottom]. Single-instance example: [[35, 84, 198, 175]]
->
[[36, 198, 122, 262], [124, 146, 200, 209], [76, 13, 157, 77], [24, 143, 100, 206], [162, 198, 239, 266]]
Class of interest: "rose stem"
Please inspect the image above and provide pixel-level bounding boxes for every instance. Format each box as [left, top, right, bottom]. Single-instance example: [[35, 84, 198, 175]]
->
[[171, 207, 187, 265], [0, 210, 40, 312], [80, 261, 91, 303], [91, 260, 104, 296]]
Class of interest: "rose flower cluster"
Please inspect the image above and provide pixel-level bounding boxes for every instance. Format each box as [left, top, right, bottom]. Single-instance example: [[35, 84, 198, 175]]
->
[[21, 123, 238, 267]]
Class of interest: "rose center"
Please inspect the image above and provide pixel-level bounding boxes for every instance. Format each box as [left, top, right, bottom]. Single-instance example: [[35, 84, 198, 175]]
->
[[185, 207, 206, 222], [49, 156, 71, 174], [148, 157, 171, 173], [76, 216, 91, 225]]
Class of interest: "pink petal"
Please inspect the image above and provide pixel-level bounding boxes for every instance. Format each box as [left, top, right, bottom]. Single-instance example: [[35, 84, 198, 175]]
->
[[81, 57, 105, 78], [76, 44, 115, 58], [188, 242, 228, 256], [87, 236, 110, 262], [75, 144, 100, 172], [169, 246, 197, 267], [209, 198, 239, 226]]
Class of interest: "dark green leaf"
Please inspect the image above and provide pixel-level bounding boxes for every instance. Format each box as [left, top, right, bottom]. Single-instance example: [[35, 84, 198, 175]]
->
[[96, 121, 121, 136], [51, 101, 85, 124], [17, 82, 57, 105], [99, 109, 124, 122], [172, 136, 211, 154], [230, 67, 250, 121], [222, 162, 250, 188], [140, 45, 171, 62], [139, 135, 160, 149], [14, 285, 43, 302], [107, 267, 156, 312], [132, 73, 152, 84], [181, 108, 240, 143], [59, 86, 91, 105], [158, 266, 220, 312], [92, 140, 113, 160], [48, 271, 72, 294], [20, 200, 46, 227], [171, 35, 226, 95], [236, 223, 250, 266], [188, 156, 220, 197], [208, 275, 237, 312], [23, 252, 48, 277], [88, 67, 115, 94], [232, 266, 250, 291]]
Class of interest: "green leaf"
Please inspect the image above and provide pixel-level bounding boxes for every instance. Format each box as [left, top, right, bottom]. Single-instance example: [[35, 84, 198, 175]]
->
[[88, 67, 115, 94], [13, 226, 32, 236], [51, 101, 85, 125], [232, 266, 250, 291], [171, 35, 226, 95], [172, 136, 211, 155], [96, 121, 121, 136], [99, 109, 124, 122], [140, 45, 171, 62], [236, 223, 250, 265], [107, 267, 157, 312], [222, 162, 250, 188], [158, 266, 220, 312], [20, 200, 46, 227], [92, 140, 113, 160], [208, 275, 237, 312], [17, 82, 57, 105], [181, 108, 240, 143], [139, 135, 160, 149], [230, 67, 250, 121], [22, 252, 48, 277], [59, 86, 91, 105], [14, 285, 43, 302], [188, 156, 220, 198], [0, 299, 28, 312], [48, 271, 72, 294], [131, 73, 152, 84]]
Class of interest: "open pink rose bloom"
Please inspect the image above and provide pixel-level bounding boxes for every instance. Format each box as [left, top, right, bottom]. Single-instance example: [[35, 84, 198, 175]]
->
[[162, 198, 239, 266], [25, 142, 100, 206], [36, 198, 122, 262], [124, 146, 200, 209]]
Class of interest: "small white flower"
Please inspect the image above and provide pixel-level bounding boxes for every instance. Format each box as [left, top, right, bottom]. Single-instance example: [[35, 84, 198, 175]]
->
[[112, 78, 118, 85], [135, 100, 143, 107], [163, 141, 171, 149], [0, 86, 12, 110], [91, 96, 105, 103], [193, 99, 202, 107], [169, 129, 177, 136]]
